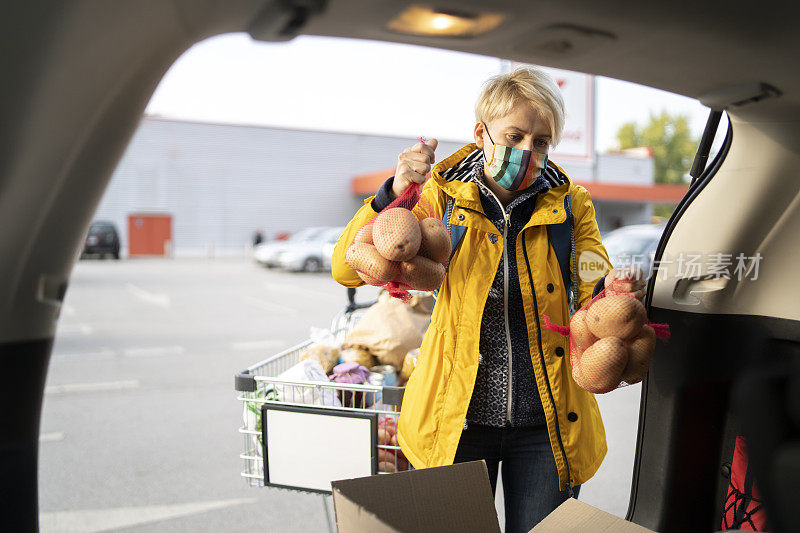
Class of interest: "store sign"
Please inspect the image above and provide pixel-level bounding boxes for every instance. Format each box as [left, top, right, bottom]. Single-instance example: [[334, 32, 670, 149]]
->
[[511, 62, 594, 160]]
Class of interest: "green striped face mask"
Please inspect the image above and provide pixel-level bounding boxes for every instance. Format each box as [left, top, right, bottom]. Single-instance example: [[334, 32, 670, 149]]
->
[[482, 122, 549, 191]]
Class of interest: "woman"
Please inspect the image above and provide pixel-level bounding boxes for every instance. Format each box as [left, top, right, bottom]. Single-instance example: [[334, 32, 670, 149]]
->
[[331, 67, 645, 531]]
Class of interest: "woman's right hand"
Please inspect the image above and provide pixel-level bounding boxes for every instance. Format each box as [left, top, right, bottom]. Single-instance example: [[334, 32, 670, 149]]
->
[[392, 138, 438, 199]]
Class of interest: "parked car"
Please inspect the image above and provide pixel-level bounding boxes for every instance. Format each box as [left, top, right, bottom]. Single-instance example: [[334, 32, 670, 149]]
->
[[80, 220, 121, 259], [253, 240, 287, 268], [253, 227, 322, 267], [277, 226, 344, 272], [601, 223, 665, 279], [322, 233, 340, 270], [254, 227, 331, 268]]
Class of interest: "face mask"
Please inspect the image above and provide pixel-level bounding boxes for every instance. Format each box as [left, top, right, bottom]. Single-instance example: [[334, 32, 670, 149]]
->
[[482, 121, 549, 191]]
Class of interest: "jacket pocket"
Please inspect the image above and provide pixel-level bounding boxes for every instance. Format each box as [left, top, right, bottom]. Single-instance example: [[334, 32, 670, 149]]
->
[[399, 324, 453, 460]]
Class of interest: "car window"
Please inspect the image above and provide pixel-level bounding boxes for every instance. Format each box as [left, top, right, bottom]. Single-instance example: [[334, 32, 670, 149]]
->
[[603, 229, 662, 258], [325, 228, 344, 243], [289, 228, 325, 242], [88, 224, 114, 236]]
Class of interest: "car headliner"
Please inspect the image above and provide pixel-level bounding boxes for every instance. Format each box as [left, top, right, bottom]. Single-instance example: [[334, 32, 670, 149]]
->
[[292, 0, 799, 122]]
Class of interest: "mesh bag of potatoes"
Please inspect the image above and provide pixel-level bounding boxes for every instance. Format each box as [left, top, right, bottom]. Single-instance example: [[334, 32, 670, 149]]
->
[[345, 181, 451, 302], [377, 416, 410, 472], [542, 277, 671, 394]]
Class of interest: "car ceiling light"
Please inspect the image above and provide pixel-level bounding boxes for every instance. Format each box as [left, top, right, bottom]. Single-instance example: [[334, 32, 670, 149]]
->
[[431, 14, 455, 30], [388, 5, 504, 37]]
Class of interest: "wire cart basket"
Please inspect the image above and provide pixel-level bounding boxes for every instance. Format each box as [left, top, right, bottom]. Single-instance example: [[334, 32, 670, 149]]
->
[[235, 287, 409, 495]]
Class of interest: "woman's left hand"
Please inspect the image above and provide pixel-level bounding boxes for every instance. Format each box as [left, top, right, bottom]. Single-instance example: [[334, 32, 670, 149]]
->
[[605, 265, 646, 303]]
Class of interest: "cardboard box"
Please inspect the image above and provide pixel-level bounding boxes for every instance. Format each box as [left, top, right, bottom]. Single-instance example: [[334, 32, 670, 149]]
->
[[331, 460, 657, 533], [531, 498, 655, 532], [331, 461, 500, 532]]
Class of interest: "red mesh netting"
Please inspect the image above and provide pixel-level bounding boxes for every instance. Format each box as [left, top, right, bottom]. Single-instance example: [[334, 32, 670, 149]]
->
[[720, 436, 768, 531], [542, 276, 670, 394], [345, 155, 450, 302], [377, 416, 410, 472]]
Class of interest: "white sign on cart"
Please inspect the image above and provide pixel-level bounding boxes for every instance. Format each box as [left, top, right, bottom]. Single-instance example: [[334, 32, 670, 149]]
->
[[264, 406, 377, 493]]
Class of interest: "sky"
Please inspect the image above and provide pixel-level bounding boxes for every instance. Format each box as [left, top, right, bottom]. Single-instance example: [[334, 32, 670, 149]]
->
[[145, 33, 720, 154]]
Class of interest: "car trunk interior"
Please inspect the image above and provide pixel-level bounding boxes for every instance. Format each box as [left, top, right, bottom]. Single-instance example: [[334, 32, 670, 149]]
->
[[2, 1, 799, 531]]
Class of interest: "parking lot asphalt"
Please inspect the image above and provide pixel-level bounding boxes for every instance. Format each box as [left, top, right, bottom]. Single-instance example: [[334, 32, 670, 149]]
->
[[39, 258, 640, 532]]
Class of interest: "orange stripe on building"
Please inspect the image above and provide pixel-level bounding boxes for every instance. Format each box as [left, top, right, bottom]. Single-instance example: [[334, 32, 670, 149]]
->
[[580, 182, 688, 203], [351, 168, 396, 195], [351, 168, 688, 203]]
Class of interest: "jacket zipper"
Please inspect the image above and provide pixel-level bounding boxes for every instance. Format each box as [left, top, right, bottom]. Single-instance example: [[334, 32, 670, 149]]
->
[[451, 180, 574, 493], [522, 239, 574, 496], [502, 211, 512, 423], [477, 186, 515, 424]]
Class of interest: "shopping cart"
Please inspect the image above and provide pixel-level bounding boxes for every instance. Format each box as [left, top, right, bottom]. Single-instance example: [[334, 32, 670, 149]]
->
[[235, 287, 408, 495]]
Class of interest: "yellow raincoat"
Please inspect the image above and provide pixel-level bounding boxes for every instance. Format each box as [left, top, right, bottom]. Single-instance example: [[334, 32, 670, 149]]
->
[[331, 143, 613, 491]]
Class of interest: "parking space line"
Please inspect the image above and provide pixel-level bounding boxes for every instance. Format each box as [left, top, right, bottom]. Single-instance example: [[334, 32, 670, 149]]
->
[[243, 296, 299, 316], [50, 349, 117, 361], [124, 346, 185, 358], [231, 340, 287, 351], [57, 323, 94, 335], [39, 432, 65, 443], [263, 281, 339, 301], [45, 380, 140, 395], [125, 283, 171, 308], [51, 345, 187, 361], [38, 498, 258, 533]]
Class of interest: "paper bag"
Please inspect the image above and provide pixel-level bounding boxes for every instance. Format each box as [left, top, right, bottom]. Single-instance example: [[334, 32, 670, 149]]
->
[[343, 296, 430, 369]]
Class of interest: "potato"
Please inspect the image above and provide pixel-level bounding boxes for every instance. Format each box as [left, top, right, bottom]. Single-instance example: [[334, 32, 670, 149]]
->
[[380, 416, 397, 431], [354, 224, 373, 244], [586, 294, 646, 340], [377, 447, 409, 472], [300, 344, 340, 374], [400, 349, 418, 381], [621, 325, 656, 384], [377, 448, 397, 472], [378, 426, 393, 446], [399, 255, 445, 291], [373, 208, 421, 261], [605, 280, 637, 296], [357, 271, 383, 286], [417, 217, 451, 263], [570, 308, 597, 351], [340, 346, 377, 369], [378, 417, 397, 445], [605, 268, 645, 296], [569, 346, 588, 388], [346, 242, 400, 283], [579, 336, 628, 393]]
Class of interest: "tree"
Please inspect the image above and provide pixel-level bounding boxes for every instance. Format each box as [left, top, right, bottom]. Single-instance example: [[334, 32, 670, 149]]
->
[[615, 110, 698, 185]]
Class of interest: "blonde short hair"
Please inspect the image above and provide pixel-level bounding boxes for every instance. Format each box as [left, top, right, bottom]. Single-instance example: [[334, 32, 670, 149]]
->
[[475, 66, 566, 147]]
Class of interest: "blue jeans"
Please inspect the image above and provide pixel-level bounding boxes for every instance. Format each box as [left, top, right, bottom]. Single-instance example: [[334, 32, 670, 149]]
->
[[453, 422, 581, 533]]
